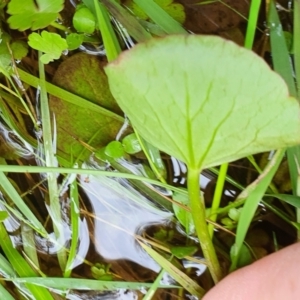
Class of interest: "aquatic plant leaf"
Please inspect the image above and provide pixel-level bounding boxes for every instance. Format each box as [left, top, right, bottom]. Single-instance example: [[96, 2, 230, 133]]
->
[[73, 6, 96, 34], [10, 41, 28, 60], [28, 31, 68, 64], [105, 35, 300, 171], [66, 33, 84, 50], [172, 191, 194, 234], [49, 53, 124, 163], [105, 141, 125, 158], [7, 0, 64, 31], [122, 133, 142, 154]]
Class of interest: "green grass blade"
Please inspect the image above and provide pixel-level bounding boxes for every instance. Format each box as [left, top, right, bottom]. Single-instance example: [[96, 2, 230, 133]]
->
[[5, 277, 178, 290], [21, 224, 40, 270], [83, 0, 121, 61], [143, 268, 165, 300], [230, 149, 285, 271], [0, 284, 15, 300], [139, 241, 205, 297], [268, 0, 297, 96], [269, 0, 300, 233], [294, 0, 300, 95], [0, 254, 16, 277], [38, 52, 67, 270], [265, 194, 300, 208], [0, 172, 46, 235], [133, 0, 187, 34], [101, 0, 152, 42], [64, 179, 79, 278], [244, 0, 261, 49], [94, 0, 122, 61], [0, 223, 54, 299], [0, 165, 187, 196], [208, 162, 228, 238], [17, 68, 123, 123], [135, 131, 167, 183]]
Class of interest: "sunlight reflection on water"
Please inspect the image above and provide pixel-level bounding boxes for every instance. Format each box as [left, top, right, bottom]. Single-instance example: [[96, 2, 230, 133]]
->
[[79, 173, 172, 273]]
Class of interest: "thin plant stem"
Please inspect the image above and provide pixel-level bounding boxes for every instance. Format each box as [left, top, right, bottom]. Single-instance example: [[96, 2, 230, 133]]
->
[[187, 168, 222, 283], [208, 162, 228, 238]]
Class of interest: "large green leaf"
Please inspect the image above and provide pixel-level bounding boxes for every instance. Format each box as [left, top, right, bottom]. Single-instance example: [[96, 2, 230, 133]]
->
[[105, 35, 300, 171]]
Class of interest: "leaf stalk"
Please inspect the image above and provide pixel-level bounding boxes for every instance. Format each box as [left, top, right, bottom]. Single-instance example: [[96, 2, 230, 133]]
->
[[187, 168, 223, 283]]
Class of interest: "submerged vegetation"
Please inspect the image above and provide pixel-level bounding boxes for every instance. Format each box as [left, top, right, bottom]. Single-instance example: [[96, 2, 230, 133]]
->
[[0, 0, 299, 299]]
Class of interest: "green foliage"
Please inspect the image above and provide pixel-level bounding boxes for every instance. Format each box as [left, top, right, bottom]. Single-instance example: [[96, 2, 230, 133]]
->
[[28, 31, 68, 64], [230, 243, 253, 268], [105, 35, 300, 171], [0, 211, 8, 222], [91, 263, 113, 281], [106, 35, 300, 281], [122, 133, 142, 154], [10, 41, 28, 60], [7, 0, 64, 31], [172, 191, 194, 235], [66, 33, 84, 50], [124, 0, 185, 24], [170, 245, 198, 259], [105, 141, 125, 159], [49, 53, 123, 162], [228, 207, 242, 222], [0, 32, 12, 74], [73, 5, 96, 34]]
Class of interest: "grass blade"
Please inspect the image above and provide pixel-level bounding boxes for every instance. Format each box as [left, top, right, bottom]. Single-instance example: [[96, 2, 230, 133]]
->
[[38, 52, 67, 270], [133, 0, 187, 34], [0, 223, 54, 299], [0, 284, 15, 300], [17, 68, 123, 123], [294, 0, 300, 95], [101, 0, 152, 42], [64, 179, 80, 278], [0, 165, 187, 195], [139, 240, 205, 298], [5, 277, 178, 290], [0, 171, 46, 235], [244, 0, 261, 49], [268, 0, 296, 96], [230, 149, 285, 271], [83, 0, 121, 61], [269, 0, 300, 236], [21, 224, 40, 270]]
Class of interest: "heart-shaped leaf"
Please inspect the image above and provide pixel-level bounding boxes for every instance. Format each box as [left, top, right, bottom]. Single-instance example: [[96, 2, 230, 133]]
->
[[105, 35, 300, 171]]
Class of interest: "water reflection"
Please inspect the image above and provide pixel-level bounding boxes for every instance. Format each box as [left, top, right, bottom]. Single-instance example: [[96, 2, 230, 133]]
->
[[68, 289, 138, 300], [79, 173, 172, 273]]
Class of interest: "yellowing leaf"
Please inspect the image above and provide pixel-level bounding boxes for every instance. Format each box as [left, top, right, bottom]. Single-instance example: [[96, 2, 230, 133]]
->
[[7, 0, 64, 31], [28, 31, 68, 64], [105, 35, 300, 171]]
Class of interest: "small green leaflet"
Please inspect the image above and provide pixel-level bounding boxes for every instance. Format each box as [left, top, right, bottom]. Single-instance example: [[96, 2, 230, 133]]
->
[[66, 33, 84, 50], [28, 31, 68, 64], [7, 0, 64, 31], [10, 41, 28, 60], [73, 6, 96, 34]]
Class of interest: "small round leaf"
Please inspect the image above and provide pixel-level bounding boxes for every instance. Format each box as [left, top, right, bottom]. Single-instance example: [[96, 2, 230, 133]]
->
[[73, 7, 96, 34]]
